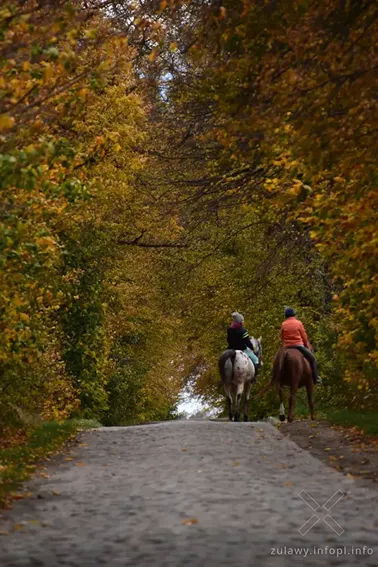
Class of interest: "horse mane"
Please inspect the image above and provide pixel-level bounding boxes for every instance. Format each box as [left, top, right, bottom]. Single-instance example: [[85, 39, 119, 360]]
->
[[250, 336, 257, 353]]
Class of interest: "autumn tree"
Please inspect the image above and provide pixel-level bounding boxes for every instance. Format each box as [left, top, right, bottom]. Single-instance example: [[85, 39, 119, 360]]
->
[[131, 0, 378, 409]]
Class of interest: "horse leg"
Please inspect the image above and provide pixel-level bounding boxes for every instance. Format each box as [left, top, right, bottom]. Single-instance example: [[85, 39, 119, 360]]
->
[[224, 383, 233, 421], [306, 383, 315, 420], [234, 384, 243, 422], [279, 387, 286, 422], [243, 381, 252, 422], [288, 386, 297, 422]]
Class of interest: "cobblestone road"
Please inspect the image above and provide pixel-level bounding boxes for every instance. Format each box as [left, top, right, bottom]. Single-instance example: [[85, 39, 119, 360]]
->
[[1, 421, 377, 566]]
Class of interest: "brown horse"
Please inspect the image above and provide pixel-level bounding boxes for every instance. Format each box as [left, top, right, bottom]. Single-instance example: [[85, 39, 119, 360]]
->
[[257, 347, 315, 422]]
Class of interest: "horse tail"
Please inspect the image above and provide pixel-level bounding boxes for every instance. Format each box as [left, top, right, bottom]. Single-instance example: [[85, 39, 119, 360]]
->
[[255, 379, 273, 399], [218, 349, 236, 383], [272, 348, 287, 384], [255, 349, 287, 398]]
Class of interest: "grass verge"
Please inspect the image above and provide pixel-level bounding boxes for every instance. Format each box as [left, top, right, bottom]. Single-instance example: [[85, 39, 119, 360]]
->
[[0, 418, 101, 508], [326, 409, 378, 436]]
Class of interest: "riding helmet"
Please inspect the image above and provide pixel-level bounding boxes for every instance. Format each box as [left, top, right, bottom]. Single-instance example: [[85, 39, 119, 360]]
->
[[284, 307, 296, 318]]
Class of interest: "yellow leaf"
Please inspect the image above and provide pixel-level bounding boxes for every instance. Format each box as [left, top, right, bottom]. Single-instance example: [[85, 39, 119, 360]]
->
[[181, 518, 199, 525], [0, 114, 15, 131], [148, 49, 158, 62], [43, 63, 54, 83]]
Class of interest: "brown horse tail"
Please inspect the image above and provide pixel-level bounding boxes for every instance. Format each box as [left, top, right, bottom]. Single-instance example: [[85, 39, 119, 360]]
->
[[272, 348, 287, 384], [255, 349, 288, 398], [255, 379, 274, 399]]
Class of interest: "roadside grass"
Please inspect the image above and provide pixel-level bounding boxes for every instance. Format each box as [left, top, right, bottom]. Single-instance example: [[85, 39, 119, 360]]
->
[[0, 418, 101, 508], [278, 393, 378, 435], [325, 409, 378, 436]]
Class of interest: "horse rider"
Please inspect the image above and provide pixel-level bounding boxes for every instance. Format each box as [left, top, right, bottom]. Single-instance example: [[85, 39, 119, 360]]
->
[[281, 307, 321, 385], [227, 312, 260, 370]]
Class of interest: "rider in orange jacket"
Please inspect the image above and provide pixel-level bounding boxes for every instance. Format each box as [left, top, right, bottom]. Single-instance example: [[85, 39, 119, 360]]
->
[[281, 308, 320, 384]]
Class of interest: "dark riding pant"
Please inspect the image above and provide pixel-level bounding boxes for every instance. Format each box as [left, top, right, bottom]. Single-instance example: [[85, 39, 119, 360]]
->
[[287, 345, 319, 384]]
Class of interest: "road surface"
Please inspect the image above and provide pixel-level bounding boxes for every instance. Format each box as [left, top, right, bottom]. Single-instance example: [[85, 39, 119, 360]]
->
[[0, 421, 377, 566]]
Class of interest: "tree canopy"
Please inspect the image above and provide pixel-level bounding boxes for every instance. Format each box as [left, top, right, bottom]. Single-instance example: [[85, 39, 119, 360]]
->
[[1, 0, 377, 435]]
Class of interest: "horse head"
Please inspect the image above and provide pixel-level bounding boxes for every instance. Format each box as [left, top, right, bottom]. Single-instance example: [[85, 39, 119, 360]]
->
[[250, 336, 263, 366]]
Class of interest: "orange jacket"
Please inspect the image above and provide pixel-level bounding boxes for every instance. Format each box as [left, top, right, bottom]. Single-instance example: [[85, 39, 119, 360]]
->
[[280, 317, 310, 348]]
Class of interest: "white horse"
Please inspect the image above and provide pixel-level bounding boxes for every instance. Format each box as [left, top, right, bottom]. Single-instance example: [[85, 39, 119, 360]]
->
[[218, 337, 262, 422]]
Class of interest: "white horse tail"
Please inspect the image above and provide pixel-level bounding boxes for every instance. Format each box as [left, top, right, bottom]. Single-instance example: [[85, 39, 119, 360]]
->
[[218, 349, 236, 383]]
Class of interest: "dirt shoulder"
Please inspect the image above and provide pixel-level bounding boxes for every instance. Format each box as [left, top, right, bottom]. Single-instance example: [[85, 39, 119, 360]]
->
[[278, 419, 378, 490]]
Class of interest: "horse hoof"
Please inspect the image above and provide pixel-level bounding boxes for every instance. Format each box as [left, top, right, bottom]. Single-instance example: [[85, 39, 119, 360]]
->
[[279, 415, 286, 422]]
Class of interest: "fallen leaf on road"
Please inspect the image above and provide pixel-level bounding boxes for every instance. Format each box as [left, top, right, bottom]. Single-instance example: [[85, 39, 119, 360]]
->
[[11, 492, 32, 500], [0, 531, 9, 536], [39, 473, 50, 478], [79, 443, 88, 447], [324, 447, 331, 452], [284, 481, 293, 487], [13, 524, 23, 531], [75, 462, 86, 466], [64, 457, 73, 461], [181, 448, 188, 452], [28, 520, 39, 525], [181, 518, 198, 525], [233, 461, 240, 466], [52, 490, 60, 496]]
